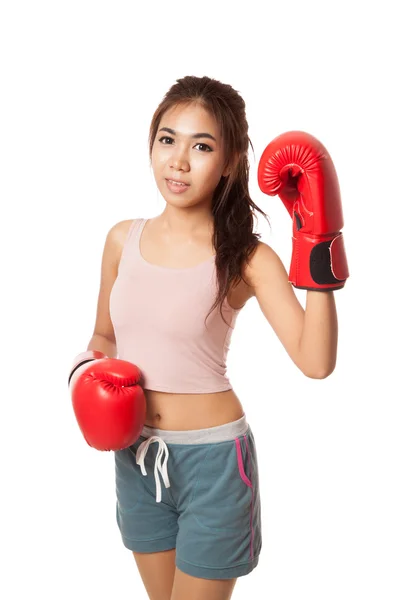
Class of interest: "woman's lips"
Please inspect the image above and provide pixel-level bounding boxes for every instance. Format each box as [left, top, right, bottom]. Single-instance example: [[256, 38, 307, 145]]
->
[[165, 179, 190, 193]]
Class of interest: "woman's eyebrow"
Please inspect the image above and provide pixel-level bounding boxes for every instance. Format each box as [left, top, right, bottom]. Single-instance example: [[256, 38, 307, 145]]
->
[[159, 127, 217, 142]]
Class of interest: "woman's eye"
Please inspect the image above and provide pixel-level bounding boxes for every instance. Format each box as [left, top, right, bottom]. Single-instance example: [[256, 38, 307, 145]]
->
[[195, 143, 212, 152], [158, 136, 212, 152]]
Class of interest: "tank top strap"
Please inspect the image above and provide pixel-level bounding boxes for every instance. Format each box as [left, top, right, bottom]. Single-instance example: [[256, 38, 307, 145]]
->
[[118, 218, 146, 274]]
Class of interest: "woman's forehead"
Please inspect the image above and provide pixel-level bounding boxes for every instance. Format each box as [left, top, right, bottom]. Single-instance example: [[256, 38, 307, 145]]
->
[[160, 103, 220, 137]]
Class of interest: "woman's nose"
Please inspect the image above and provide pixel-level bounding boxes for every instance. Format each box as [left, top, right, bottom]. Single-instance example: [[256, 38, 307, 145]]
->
[[169, 147, 189, 171]]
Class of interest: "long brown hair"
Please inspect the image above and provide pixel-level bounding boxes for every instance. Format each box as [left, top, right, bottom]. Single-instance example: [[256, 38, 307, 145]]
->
[[148, 75, 269, 328]]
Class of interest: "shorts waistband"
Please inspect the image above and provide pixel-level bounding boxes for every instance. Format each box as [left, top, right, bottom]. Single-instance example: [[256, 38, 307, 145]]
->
[[139, 414, 249, 444]]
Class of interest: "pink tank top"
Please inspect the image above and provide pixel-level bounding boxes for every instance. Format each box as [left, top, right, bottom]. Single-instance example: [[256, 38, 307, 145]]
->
[[109, 218, 243, 393]]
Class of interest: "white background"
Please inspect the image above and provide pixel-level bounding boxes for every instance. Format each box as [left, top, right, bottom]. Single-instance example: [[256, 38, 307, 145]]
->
[[1, 1, 398, 599]]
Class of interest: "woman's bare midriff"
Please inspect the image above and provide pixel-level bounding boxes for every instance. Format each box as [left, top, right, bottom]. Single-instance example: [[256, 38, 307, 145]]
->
[[143, 388, 245, 430]]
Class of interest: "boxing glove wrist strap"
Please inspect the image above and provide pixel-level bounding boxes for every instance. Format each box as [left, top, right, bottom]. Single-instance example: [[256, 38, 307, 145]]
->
[[68, 350, 108, 386], [290, 231, 349, 291]]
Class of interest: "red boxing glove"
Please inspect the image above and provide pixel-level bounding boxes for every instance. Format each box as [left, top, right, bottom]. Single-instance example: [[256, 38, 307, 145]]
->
[[257, 131, 349, 291], [68, 351, 146, 451]]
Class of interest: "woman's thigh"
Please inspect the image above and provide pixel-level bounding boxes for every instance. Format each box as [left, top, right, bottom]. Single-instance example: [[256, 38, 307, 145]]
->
[[133, 548, 176, 600], [171, 566, 237, 600]]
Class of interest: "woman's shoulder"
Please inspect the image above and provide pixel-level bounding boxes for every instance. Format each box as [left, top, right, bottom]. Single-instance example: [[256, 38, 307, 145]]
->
[[109, 218, 142, 249], [105, 218, 142, 264]]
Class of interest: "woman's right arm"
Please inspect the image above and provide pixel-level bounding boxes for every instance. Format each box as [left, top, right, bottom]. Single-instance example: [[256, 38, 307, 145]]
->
[[86, 334, 117, 358], [85, 220, 131, 358]]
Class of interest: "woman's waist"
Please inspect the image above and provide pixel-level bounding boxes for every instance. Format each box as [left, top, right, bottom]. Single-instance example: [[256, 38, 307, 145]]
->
[[143, 388, 244, 431]]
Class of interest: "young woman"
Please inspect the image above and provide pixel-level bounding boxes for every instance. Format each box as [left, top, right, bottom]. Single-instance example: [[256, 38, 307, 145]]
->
[[82, 75, 346, 600]]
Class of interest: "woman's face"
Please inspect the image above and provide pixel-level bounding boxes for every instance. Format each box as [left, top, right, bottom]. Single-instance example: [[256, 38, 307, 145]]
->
[[151, 102, 230, 210]]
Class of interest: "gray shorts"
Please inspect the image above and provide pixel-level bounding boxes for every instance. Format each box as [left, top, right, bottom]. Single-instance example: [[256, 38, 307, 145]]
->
[[114, 414, 262, 580]]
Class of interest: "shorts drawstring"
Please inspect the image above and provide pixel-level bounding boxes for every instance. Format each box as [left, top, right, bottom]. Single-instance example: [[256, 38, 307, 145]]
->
[[136, 436, 171, 503]]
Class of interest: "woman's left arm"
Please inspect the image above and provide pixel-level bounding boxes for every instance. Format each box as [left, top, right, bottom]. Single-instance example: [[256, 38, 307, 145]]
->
[[299, 289, 338, 378], [253, 130, 349, 378], [247, 241, 338, 379]]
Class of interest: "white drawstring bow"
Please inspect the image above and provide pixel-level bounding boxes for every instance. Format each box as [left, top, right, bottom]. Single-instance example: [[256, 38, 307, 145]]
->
[[136, 436, 171, 503]]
